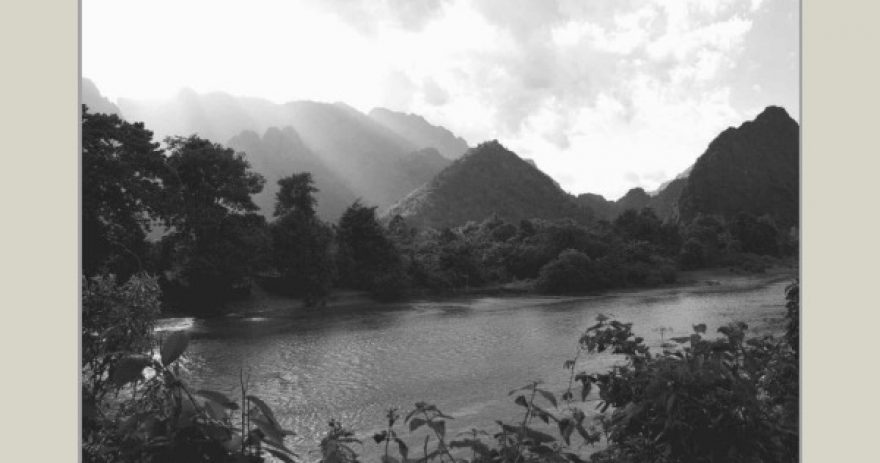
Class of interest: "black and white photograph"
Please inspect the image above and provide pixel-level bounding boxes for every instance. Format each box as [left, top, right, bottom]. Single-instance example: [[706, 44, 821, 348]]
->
[[80, 1, 800, 462]]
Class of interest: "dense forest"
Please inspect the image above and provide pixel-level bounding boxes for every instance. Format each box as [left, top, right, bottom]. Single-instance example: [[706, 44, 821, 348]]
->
[[82, 105, 797, 315], [82, 103, 799, 463]]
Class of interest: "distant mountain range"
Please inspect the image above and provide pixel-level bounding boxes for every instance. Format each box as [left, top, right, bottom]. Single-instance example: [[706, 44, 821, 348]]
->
[[83, 79, 798, 229], [82, 78, 452, 220], [82, 78, 122, 116], [385, 140, 591, 229], [368, 108, 469, 160]]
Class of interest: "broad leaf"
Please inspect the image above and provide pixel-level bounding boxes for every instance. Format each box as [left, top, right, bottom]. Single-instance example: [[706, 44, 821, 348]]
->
[[196, 389, 239, 410], [536, 389, 558, 408], [160, 331, 189, 366], [409, 418, 426, 432], [247, 395, 281, 428], [394, 437, 409, 461], [428, 420, 446, 439]]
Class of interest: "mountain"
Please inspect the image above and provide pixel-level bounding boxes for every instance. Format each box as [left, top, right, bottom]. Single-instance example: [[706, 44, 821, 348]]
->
[[385, 140, 591, 229], [575, 193, 616, 221], [226, 127, 358, 221], [369, 108, 469, 159], [616, 187, 651, 212], [677, 106, 799, 228], [81, 78, 122, 116], [576, 187, 660, 222], [647, 177, 687, 222], [112, 88, 464, 210], [575, 106, 798, 226]]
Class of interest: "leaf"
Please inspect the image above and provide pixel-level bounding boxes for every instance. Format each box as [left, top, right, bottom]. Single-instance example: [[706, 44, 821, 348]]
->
[[203, 400, 226, 420], [177, 399, 197, 428], [111, 354, 152, 387], [514, 395, 529, 408], [536, 389, 558, 408], [247, 395, 281, 428], [557, 419, 574, 445], [394, 436, 409, 461], [196, 389, 239, 410], [580, 380, 592, 402], [252, 417, 284, 445], [409, 417, 426, 432], [265, 447, 297, 463], [428, 420, 446, 439], [373, 431, 387, 444], [693, 323, 707, 334], [508, 384, 532, 396], [160, 331, 189, 366]]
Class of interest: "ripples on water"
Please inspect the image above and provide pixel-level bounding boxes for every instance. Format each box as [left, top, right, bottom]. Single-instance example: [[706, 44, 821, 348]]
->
[[163, 275, 793, 459]]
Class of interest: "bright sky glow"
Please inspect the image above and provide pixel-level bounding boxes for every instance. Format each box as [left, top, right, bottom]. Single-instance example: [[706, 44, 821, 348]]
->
[[83, 0, 799, 199]]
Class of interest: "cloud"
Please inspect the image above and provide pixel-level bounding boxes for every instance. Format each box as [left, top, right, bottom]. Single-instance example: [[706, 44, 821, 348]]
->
[[83, 0, 798, 199], [422, 78, 450, 106]]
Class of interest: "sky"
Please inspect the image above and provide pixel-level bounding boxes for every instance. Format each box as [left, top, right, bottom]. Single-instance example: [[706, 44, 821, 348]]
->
[[83, 0, 799, 200]]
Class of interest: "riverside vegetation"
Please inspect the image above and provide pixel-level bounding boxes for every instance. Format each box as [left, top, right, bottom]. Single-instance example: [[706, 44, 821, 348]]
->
[[82, 105, 798, 462], [82, 106, 797, 315]]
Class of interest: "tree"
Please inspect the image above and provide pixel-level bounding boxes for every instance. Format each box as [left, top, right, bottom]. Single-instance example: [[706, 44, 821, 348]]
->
[[163, 136, 265, 233], [270, 173, 335, 302], [159, 136, 267, 311], [336, 201, 407, 298], [535, 249, 595, 293], [730, 212, 780, 256], [275, 172, 318, 218], [81, 105, 168, 278]]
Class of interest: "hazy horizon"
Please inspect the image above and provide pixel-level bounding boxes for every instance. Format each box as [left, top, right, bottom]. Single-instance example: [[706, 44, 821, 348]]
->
[[83, 0, 799, 200]]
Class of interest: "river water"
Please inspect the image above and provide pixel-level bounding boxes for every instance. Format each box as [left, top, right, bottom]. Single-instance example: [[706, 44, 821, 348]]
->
[[156, 273, 794, 459]]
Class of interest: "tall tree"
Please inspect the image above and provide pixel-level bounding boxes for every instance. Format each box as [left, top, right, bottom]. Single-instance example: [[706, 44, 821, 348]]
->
[[270, 173, 335, 302], [159, 136, 268, 311], [81, 105, 168, 278], [274, 172, 318, 218], [336, 201, 407, 298]]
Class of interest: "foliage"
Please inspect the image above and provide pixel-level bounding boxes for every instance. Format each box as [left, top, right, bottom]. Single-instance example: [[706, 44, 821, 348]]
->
[[158, 136, 268, 312], [275, 173, 319, 218], [82, 106, 168, 278], [336, 201, 409, 299], [83, 331, 298, 463], [573, 285, 800, 463], [535, 249, 596, 294], [82, 273, 162, 397], [270, 174, 336, 302]]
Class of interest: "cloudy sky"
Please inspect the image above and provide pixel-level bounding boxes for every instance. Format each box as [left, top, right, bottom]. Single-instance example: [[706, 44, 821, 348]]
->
[[83, 0, 799, 200]]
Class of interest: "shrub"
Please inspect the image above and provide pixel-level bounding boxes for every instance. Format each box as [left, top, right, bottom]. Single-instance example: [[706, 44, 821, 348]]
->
[[535, 249, 594, 293]]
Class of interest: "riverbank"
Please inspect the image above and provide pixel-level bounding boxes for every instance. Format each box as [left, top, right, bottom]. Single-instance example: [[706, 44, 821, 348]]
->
[[162, 263, 796, 322]]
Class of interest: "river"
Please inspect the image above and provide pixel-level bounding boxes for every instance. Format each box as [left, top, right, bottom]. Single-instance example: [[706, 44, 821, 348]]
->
[[156, 271, 794, 460]]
